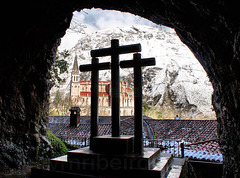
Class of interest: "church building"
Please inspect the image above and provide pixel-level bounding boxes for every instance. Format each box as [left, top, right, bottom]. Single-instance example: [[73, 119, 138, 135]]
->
[[70, 55, 134, 116]]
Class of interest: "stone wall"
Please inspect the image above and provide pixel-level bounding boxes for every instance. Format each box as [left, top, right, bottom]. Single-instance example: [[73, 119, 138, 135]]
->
[[1, 1, 240, 177]]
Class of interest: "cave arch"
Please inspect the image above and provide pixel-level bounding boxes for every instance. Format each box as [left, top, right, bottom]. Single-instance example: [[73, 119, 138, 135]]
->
[[1, 1, 240, 177]]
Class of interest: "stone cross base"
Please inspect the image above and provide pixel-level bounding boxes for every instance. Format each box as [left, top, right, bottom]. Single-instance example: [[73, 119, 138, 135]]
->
[[31, 148, 187, 177], [91, 135, 134, 154], [54, 147, 160, 171]]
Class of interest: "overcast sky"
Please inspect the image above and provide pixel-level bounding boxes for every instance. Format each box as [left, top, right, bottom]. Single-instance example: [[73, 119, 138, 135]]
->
[[58, 8, 171, 51]]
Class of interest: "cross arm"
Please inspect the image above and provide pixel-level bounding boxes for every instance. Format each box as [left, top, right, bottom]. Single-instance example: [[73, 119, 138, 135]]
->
[[91, 43, 142, 57], [120, 57, 156, 68], [80, 62, 111, 71]]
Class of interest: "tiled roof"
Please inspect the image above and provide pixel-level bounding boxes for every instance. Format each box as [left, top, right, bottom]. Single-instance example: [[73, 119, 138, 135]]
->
[[48, 116, 221, 162], [49, 116, 70, 124], [48, 116, 150, 142], [79, 80, 110, 84], [184, 140, 222, 162], [79, 92, 110, 96], [145, 119, 217, 142]]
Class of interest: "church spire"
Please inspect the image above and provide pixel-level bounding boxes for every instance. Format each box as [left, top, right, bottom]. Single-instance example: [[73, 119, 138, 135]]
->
[[72, 54, 79, 75], [71, 54, 80, 83]]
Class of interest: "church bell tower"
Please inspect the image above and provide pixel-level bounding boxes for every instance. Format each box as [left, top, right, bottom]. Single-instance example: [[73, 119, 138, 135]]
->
[[70, 54, 80, 105]]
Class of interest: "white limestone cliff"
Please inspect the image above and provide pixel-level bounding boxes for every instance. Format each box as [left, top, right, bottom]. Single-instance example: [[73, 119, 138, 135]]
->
[[52, 25, 215, 119]]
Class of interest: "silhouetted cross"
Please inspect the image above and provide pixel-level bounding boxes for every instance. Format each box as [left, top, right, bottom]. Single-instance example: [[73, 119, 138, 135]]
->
[[91, 39, 141, 137], [80, 57, 110, 149], [120, 53, 155, 154]]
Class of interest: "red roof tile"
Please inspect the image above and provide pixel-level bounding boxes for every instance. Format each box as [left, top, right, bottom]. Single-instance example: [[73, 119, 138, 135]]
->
[[80, 92, 109, 96], [79, 80, 110, 84]]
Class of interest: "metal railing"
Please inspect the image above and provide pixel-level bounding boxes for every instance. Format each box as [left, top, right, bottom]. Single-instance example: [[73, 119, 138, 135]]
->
[[144, 139, 184, 157], [56, 136, 184, 157], [58, 136, 90, 148]]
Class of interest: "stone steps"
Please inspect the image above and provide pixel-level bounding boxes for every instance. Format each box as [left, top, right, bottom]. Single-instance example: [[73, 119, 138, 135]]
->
[[166, 158, 186, 178], [31, 147, 185, 178], [152, 153, 173, 177]]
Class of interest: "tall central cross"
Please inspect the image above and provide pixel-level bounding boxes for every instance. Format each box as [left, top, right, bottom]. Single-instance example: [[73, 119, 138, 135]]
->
[[91, 39, 141, 137]]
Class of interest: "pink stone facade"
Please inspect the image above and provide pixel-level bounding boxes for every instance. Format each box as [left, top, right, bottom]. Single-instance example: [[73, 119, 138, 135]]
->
[[71, 80, 134, 116]]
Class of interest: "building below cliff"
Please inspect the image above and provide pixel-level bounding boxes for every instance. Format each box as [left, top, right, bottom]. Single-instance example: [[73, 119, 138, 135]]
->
[[70, 55, 134, 116]]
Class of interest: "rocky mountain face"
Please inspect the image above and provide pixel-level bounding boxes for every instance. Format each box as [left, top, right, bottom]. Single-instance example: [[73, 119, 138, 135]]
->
[[54, 25, 215, 119]]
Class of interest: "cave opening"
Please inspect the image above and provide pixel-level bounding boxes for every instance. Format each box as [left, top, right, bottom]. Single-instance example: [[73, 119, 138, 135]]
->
[[52, 8, 215, 120], [1, 1, 240, 177]]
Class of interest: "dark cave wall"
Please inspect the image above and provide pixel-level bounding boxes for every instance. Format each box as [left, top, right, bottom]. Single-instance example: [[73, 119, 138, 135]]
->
[[0, 2, 73, 167], [1, 1, 240, 177]]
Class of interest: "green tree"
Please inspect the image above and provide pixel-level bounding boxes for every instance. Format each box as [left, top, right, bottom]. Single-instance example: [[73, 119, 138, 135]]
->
[[61, 95, 72, 115], [50, 90, 72, 116], [50, 50, 69, 88], [53, 90, 62, 115]]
